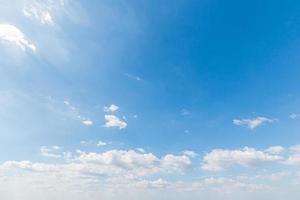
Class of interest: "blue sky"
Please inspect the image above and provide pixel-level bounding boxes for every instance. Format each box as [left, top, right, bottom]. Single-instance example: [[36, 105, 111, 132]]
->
[[1, 0, 300, 199]]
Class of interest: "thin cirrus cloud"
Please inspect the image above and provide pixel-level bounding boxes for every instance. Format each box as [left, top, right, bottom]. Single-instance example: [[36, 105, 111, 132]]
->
[[233, 116, 274, 129], [23, 2, 54, 25], [0, 24, 36, 51]]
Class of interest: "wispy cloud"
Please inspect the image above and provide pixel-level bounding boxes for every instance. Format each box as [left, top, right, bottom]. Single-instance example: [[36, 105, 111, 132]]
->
[[289, 113, 300, 119], [40, 146, 62, 158], [0, 24, 36, 51], [233, 116, 274, 129], [23, 2, 54, 25], [125, 73, 142, 81]]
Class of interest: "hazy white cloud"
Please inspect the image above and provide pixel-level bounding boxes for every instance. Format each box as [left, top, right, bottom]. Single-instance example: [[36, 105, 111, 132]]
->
[[290, 113, 300, 119], [161, 154, 191, 172], [183, 150, 197, 158], [40, 146, 62, 158], [233, 117, 274, 129], [264, 146, 285, 154], [201, 147, 283, 171], [82, 119, 93, 126], [104, 104, 119, 112], [96, 141, 108, 147], [125, 73, 142, 81], [23, 2, 54, 25], [104, 115, 127, 129], [285, 145, 300, 166], [0, 24, 36, 51]]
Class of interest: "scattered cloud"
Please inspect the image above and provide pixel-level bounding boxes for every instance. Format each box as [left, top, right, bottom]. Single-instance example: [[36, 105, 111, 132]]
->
[[1, 146, 300, 199], [201, 147, 283, 171], [104, 104, 119, 112], [0, 24, 36, 51], [233, 117, 274, 129], [82, 119, 93, 126], [104, 115, 127, 129]]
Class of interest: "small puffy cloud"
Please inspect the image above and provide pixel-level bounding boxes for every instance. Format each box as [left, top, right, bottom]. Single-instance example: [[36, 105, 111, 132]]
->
[[233, 116, 274, 129], [104, 115, 127, 129], [103, 104, 119, 112], [201, 147, 283, 171], [264, 146, 285, 154], [82, 120, 93, 126], [290, 113, 300, 119], [0, 24, 36, 51], [40, 146, 62, 158]]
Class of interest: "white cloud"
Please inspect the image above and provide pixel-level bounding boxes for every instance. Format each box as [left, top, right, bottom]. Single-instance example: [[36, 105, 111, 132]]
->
[[161, 154, 191, 172], [290, 145, 300, 153], [0, 24, 36, 51], [2, 146, 300, 199], [40, 146, 62, 158], [233, 117, 274, 129], [82, 119, 93, 126], [96, 141, 108, 147], [201, 147, 283, 171], [264, 146, 285, 154], [183, 150, 197, 158], [103, 104, 119, 112], [285, 145, 300, 166], [104, 115, 127, 129]]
